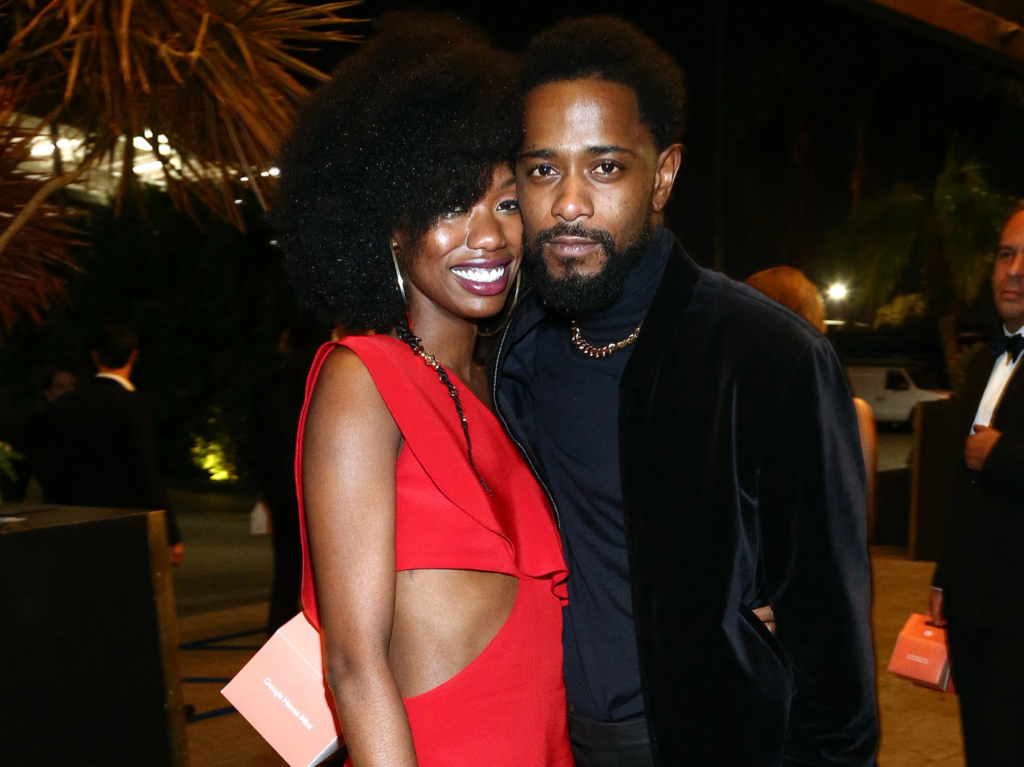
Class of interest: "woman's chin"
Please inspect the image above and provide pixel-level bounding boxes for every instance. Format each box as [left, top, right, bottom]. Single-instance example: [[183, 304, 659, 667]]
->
[[456, 296, 512, 323]]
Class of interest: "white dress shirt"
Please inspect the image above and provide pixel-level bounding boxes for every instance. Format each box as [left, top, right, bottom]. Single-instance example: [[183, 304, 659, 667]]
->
[[935, 329, 1024, 596], [95, 372, 136, 392], [972, 328, 1024, 429]]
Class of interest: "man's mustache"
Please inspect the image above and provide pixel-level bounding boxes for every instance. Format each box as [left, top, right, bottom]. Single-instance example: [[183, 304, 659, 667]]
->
[[531, 222, 616, 254]]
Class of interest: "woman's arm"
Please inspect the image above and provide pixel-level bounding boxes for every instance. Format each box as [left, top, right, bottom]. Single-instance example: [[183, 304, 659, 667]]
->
[[301, 347, 416, 766], [852, 397, 877, 542]]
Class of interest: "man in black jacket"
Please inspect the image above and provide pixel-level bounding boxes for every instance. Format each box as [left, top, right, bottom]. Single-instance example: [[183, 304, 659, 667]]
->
[[930, 206, 1024, 766], [48, 321, 184, 564], [492, 17, 878, 766]]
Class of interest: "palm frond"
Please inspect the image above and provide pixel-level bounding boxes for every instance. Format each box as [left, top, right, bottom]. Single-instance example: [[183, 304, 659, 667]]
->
[[1, 0, 363, 228], [932, 148, 1011, 307], [0, 84, 83, 338], [821, 184, 925, 316]]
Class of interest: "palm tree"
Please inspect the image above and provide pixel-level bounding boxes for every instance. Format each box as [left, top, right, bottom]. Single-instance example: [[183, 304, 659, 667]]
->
[[0, 83, 81, 338], [821, 182, 924, 324], [0, 0, 360, 329], [821, 146, 1009, 371]]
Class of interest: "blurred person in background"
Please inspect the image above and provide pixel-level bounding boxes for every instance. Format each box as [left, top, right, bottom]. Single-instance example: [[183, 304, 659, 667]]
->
[[272, 13, 572, 765], [930, 205, 1024, 766], [0, 367, 78, 504], [47, 320, 184, 565], [20, 367, 79, 503], [745, 266, 878, 540], [0, 391, 25, 503], [253, 313, 330, 633], [42, 368, 77, 403]]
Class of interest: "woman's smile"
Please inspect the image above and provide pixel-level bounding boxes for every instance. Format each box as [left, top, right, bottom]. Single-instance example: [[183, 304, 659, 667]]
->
[[450, 257, 513, 296]]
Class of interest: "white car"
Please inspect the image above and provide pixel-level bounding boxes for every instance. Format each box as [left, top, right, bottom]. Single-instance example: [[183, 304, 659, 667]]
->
[[846, 365, 951, 425]]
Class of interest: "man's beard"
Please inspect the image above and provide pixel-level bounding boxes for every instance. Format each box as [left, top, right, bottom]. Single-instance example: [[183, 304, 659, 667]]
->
[[523, 218, 654, 319]]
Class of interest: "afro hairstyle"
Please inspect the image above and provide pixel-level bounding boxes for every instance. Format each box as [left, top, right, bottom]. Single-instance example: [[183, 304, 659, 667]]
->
[[521, 15, 686, 151], [272, 12, 521, 333]]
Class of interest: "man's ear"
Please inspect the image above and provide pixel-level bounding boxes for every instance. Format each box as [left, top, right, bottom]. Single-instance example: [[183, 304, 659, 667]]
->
[[652, 143, 684, 213]]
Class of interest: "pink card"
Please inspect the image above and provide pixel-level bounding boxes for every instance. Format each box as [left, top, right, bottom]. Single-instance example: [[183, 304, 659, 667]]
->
[[222, 613, 342, 766], [887, 613, 955, 693]]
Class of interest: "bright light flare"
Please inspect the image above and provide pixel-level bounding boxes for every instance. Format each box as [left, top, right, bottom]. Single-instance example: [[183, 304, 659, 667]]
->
[[30, 142, 55, 156], [827, 283, 848, 301]]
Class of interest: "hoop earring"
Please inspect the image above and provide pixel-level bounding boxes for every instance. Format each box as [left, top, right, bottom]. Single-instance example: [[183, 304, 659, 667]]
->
[[390, 241, 408, 307], [478, 269, 521, 338]]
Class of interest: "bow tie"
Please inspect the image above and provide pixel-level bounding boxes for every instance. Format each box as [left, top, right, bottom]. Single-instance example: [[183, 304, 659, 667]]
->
[[991, 333, 1024, 363]]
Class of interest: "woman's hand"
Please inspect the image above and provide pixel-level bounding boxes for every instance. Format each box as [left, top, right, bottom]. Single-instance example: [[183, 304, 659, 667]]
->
[[753, 604, 776, 635]]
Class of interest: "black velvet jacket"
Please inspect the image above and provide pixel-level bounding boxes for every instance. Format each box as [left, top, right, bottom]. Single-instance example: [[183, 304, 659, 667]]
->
[[492, 240, 879, 766]]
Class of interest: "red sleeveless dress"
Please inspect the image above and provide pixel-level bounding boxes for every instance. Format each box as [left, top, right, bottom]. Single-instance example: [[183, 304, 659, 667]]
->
[[295, 336, 573, 767]]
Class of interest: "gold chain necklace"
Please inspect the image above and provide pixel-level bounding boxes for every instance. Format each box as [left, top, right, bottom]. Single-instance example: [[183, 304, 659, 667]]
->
[[570, 320, 643, 359]]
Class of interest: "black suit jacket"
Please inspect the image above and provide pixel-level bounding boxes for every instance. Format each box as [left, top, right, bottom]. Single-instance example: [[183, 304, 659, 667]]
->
[[493, 238, 878, 766], [46, 377, 180, 545], [934, 350, 1024, 631]]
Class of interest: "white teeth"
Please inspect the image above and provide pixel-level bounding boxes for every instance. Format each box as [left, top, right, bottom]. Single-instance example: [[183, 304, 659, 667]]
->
[[451, 266, 506, 283]]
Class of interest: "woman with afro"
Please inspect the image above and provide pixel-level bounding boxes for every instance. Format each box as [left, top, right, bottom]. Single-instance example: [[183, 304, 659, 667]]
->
[[273, 13, 573, 766]]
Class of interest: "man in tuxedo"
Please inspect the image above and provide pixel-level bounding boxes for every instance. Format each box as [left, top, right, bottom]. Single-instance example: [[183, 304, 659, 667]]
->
[[930, 206, 1024, 766], [48, 321, 184, 564], [492, 17, 877, 767]]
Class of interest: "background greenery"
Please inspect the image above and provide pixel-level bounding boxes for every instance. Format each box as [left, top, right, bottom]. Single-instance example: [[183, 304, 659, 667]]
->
[[0, 189, 296, 484]]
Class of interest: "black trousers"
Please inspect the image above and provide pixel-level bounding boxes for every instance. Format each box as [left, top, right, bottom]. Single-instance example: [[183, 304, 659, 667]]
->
[[568, 711, 655, 767], [947, 621, 1024, 767], [267, 500, 303, 634]]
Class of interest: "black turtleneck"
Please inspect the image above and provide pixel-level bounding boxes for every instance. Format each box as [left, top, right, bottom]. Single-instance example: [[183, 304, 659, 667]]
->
[[528, 225, 672, 723]]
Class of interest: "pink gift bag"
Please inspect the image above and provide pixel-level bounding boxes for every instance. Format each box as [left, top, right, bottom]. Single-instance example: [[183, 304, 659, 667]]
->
[[222, 613, 341, 766]]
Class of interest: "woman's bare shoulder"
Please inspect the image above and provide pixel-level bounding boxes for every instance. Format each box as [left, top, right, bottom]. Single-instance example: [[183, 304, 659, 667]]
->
[[306, 346, 396, 436]]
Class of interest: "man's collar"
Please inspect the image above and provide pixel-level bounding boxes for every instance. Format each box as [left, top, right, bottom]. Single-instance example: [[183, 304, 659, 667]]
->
[[501, 229, 701, 356], [620, 234, 702, 388], [95, 372, 135, 392], [506, 224, 675, 342]]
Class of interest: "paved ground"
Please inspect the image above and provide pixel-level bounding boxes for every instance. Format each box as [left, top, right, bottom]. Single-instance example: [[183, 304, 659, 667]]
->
[[171, 488, 272, 617], [172, 493, 964, 766]]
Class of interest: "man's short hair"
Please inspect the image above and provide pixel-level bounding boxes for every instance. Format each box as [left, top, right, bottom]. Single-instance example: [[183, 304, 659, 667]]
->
[[521, 15, 686, 151], [92, 319, 138, 369]]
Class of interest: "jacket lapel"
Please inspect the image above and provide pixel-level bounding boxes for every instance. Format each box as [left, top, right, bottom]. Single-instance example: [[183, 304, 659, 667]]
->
[[991, 357, 1024, 428], [962, 351, 999, 433], [621, 239, 702, 393]]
